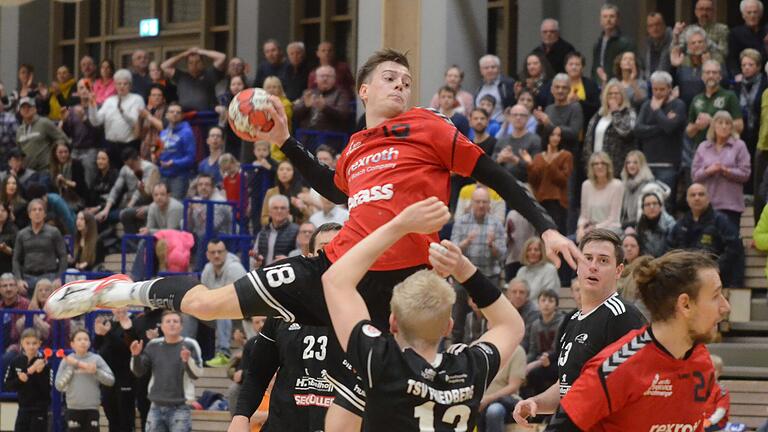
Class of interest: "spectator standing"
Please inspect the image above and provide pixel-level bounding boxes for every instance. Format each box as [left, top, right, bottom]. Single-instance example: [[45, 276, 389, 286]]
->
[[563, 52, 600, 129], [727, 0, 767, 79], [686, 62, 743, 149], [47, 65, 76, 121], [61, 79, 102, 187], [584, 79, 636, 173], [620, 150, 657, 228], [429, 66, 475, 114], [517, 53, 554, 107], [734, 48, 766, 190], [78, 56, 97, 81], [161, 47, 226, 112], [92, 59, 116, 106], [254, 39, 285, 88], [16, 97, 70, 172], [526, 126, 573, 233], [12, 200, 67, 291], [92, 310, 134, 432], [0, 204, 16, 274], [642, 12, 672, 79], [451, 187, 507, 282], [149, 61, 178, 104], [537, 73, 583, 158], [196, 238, 247, 367], [12, 64, 45, 113], [130, 311, 202, 432], [55, 329, 115, 432], [492, 104, 541, 182], [577, 152, 624, 241], [198, 126, 225, 185], [634, 71, 687, 210], [0, 82, 19, 172], [692, 0, 729, 61], [252, 194, 299, 267], [670, 26, 723, 107], [260, 160, 310, 226], [140, 183, 183, 235], [215, 57, 248, 99], [137, 84, 167, 163], [692, 110, 751, 228], [531, 18, 576, 74], [158, 102, 197, 200], [293, 65, 352, 147], [86, 69, 145, 169], [591, 4, 635, 83], [1, 175, 27, 228], [613, 51, 648, 110], [282, 41, 310, 101], [475, 54, 516, 122], [4, 328, 50, 432], [308, 41, 356, 97], [247, 141, 276, 234], [516, 237, 560, 301], [667, 183, 744, 287], [130, 49, 152, 99], [635, 192, 675, 258]]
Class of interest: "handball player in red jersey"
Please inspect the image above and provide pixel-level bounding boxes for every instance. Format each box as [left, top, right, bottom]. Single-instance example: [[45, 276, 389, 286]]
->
[[45, 49, 580, 426], [544, 250, 730, 431]]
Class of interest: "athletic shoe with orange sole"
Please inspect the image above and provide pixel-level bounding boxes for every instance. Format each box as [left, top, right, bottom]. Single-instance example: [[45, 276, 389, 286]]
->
[[45, 274, 134, 319]]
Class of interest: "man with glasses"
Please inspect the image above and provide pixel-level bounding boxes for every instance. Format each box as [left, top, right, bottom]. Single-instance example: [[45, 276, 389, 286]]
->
[[251, 195, 299, 269], [531, 19, 575, 74]]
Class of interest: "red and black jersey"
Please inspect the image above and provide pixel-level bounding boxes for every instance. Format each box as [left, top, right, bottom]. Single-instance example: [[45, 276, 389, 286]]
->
[[346, 320, 500, 432], [555, 326, 716, 432], [326, 107, 485, 270], [704, 382, 730, 429]]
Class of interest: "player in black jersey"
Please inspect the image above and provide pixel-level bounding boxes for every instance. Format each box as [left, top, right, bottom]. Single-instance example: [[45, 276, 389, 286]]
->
[[321, 198, 525, 431], [513, 229, 646, 425], [229, 223, 357, 432]]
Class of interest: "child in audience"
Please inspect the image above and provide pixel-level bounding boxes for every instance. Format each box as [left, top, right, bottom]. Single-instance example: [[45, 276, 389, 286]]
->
[[4, 328, 51, 432], [522, 289, 564, 398], [55, 329, 115, 432], [704, 354, 730, 432], [248, 141, 277, 234], [219, 153, 242, 204]]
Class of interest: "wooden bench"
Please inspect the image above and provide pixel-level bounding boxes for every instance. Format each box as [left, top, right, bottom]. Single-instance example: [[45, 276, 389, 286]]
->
[[721, 380, 768, 431]]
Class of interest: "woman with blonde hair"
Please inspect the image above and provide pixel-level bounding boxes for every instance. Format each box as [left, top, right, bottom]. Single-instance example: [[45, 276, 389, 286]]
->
[[577, 151, 624, 241], [620, 150, 657, 227], [583, 79, 636, 174], [263, 75, 292, 162], [515, 236, 560, 300], [14, 279, 70, 348], [73, 211, 103, 271], [693, 110, 751, 228]]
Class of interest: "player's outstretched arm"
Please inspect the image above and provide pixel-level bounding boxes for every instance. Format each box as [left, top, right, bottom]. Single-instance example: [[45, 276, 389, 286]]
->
[[255, 95, 347, 204], [470, 155, 584, 269], [322, 197, 450, 351], [428, 240, 524, 364]]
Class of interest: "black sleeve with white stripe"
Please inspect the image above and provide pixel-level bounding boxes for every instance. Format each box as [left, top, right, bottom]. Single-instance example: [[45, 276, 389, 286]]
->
[[234, 318, 280, 418], [604, 299, 646, 345], [467, 341, 501, 389], [347, 320, 388, 390]]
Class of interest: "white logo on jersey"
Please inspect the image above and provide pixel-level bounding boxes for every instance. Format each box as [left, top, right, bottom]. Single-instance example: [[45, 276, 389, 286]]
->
[[348, 184, 394, 210], [575, 333, 589, 344], [346, 147, 400, 176], [421, 368, 436, 381], [288, 323, 301, 331], [648, 421, 700, 432], [643, 374, 674, 398], [345, 140, 363, 156], [362, 324, 382, 337]]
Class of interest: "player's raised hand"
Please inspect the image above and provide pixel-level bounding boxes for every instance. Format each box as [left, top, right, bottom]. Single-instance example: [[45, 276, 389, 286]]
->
[[254, 95, 291, 146], [392, 197, 450, 235], [428, 240, 476, 282], [541, 229, 583, 270], [513, 398, 538, 426]]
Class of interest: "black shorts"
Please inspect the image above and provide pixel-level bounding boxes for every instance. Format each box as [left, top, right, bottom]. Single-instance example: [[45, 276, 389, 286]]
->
[[233, 251, 424, 416]]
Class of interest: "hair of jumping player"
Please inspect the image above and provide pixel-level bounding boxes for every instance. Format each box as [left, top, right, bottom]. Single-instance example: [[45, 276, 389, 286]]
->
[[356, 48, 410, 93], [633, 250, 719, 322], [579, 228, 624, 264], [390, 269, 456, 346], [309, 222, 342, 253]]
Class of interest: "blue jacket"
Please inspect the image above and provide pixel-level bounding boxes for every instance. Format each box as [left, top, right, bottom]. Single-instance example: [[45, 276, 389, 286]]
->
[[159, 121, 196, 178]]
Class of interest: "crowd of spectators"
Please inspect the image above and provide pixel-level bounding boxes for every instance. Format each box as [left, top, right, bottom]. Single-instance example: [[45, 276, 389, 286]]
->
[[0, 1, 765, 430]]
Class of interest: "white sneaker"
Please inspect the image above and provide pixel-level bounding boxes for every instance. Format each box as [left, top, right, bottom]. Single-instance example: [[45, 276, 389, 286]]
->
[[45, 274, 134, 319]]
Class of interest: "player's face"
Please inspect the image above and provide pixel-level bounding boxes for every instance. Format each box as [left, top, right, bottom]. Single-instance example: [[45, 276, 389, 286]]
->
[[577, 240, 622, 295], [687, 268, 730, 344], [359, 61, 412, 116]]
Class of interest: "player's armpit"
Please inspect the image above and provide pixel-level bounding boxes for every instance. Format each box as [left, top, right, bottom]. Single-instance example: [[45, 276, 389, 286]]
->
[[281, 137, 348, 204], [234, 329, 280, 418], [470, 155, 556, 234], [544, 406, 584, 432]]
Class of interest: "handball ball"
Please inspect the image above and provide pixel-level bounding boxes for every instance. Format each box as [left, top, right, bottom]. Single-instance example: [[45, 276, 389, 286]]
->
[[228, 87, 275, 141]]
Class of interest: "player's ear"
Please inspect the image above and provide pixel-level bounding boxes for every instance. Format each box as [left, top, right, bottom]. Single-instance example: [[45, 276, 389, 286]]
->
[[358, 83, 368, 104], [677, 293, 693, 317], [614, 262, 624, 280], [388, 313, 398, 335]]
